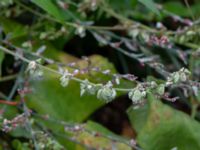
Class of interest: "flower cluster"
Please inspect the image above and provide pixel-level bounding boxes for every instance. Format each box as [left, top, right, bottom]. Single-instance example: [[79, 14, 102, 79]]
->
[[1, 113, 27, 133], [26, 59, 43, 78], [57, 67, 191, 104], [128, 84, 147, 103], [60, 69, 73, 87], [75, 25, 86, 38], [166, 68, 191, 85], [80, 79, 98, 96], [97, 81, 117, 103], [80, 80, 117, 103], [128, 82, 166, 104], [35, 131, 64, 150]]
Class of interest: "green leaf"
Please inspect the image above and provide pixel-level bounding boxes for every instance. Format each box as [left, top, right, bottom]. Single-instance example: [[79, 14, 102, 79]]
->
[[138, 0, 160, 15], [163, 1, 200, 17], [127, 94, 200, 150], [127, 103, 149, 133], [32, 0, 69, 22], [0, 17, 28, 39], [108, 0, 137, 16], [74, 121, 132, 150], [12, 139, 31, 150], [25, 54, 133, 149], [26, 55, 132, 122], [163, 2, 188, 17]]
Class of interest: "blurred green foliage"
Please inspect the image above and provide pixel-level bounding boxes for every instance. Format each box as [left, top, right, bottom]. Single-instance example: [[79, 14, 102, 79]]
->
[[0, 0, 200, 150]]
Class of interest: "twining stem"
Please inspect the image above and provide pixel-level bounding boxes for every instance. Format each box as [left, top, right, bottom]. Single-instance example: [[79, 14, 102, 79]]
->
[[0, 45, 132, 92]]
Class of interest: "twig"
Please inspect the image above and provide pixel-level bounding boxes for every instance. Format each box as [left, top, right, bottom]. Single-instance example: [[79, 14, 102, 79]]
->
[[0, 74, 18, 82], [0, 45, 132, 92]]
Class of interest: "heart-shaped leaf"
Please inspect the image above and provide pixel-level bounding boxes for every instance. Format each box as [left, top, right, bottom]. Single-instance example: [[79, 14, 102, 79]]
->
[[127, 94, 200, 150]]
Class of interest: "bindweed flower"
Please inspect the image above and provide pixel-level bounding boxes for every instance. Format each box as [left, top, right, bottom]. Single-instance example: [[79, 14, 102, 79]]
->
[[97, 81, 116, 103], [128, 84, 146, 103], [60, 69, 72, 87], [80, 79, 97, 96]]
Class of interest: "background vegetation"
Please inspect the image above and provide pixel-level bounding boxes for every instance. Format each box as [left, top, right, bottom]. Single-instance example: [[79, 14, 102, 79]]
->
[[0, 0, 200, 150]]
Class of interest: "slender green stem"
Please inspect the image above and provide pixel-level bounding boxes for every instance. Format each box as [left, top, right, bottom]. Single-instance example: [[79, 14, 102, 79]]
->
[[101, 1, 157, 33], [0, 45, 132, 92], [179, 42, 200, 49], [15, 0, 127, 31], [0, 74, 18, 82], [184, 0, 195, 21]]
